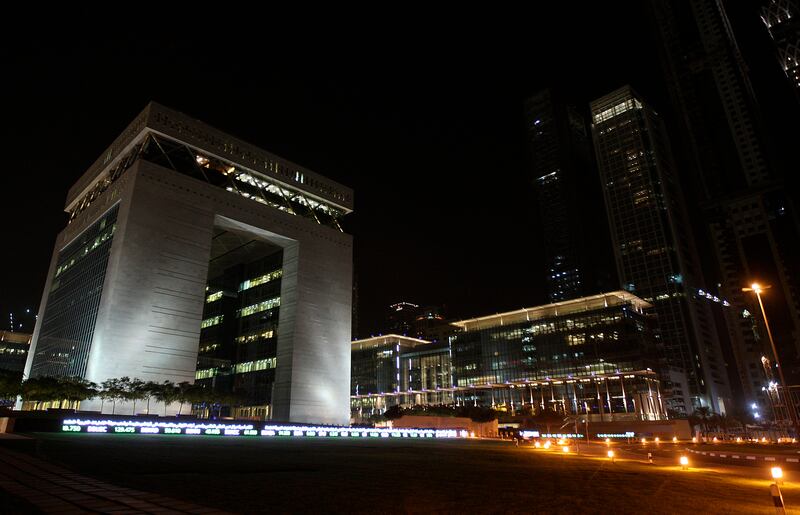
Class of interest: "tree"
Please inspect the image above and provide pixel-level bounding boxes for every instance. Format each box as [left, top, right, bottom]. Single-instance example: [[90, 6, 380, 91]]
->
[[20, 376, 61, 410], [0, 371, 23, 402], [690, 406, 717, 435], [118, 377, 146, 414], [59, 377, 97, 408], [175, 382, 193, 416], [153, 381, 179, 416], [384, 405, 404, 420], [142, 381, 161, 414], [533, 408, 564, 435], [100, 378, 125, 414]]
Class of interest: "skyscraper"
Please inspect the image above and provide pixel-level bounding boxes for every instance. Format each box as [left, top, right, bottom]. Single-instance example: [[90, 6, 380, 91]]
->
[[649, 0, 800, 410], [525, 89, 613, 302], [590, 86, 731, 415], [761, 0, 800, 94], [24, 103, 354, 425]]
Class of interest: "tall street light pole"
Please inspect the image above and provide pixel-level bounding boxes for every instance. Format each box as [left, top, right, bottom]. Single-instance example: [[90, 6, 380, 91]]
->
[[743, 282, 800, 438]]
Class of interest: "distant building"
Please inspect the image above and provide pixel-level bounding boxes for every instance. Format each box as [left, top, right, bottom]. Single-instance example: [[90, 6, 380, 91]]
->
[[525, 89, 614, 302], [352, 291, 666, 422], [590, 85, 731, 415], [0, 331, 31, 374], [385, 302, 450, 342], [23, 103, 353, 425], [386, 302, 420, 336], [761, 0, 800, 94]]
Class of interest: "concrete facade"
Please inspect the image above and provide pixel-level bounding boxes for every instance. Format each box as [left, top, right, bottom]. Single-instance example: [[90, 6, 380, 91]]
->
[[23, 103, 353, 425]]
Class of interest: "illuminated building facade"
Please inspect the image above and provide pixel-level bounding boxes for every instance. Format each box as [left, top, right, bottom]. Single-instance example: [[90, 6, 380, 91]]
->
[[525, 89, 613, 302], [352, 292, 667, 422], [24, 103, 353, 425], [590, 86, 731, 415], [649, 0, 800, 408], [0, 331, 31, 374]]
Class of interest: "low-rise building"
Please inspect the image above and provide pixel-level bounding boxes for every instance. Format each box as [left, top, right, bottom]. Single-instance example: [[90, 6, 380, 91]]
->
[[352, 291, 667, 423]]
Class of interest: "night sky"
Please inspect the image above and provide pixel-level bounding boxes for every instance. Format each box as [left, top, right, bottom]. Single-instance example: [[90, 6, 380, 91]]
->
[[3, 6, 796, 337]]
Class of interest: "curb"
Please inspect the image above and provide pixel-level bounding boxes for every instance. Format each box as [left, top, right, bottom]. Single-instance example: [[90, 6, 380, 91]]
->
[[686, 447, 800, 465]]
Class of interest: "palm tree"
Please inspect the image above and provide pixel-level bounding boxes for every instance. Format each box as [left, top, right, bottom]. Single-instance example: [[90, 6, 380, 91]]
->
[[691, 406, 717, 435]]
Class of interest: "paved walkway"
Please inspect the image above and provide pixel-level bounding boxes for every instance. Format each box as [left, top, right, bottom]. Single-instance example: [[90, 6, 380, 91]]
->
[[0, 446, 228, 514]]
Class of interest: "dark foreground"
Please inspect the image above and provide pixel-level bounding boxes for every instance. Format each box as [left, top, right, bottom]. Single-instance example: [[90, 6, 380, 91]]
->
[[12, 434, 800, 513]]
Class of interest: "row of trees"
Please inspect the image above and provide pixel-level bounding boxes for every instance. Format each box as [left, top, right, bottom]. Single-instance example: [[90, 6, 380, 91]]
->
[[383, 404, 499, 423], [688, 406, 750, 434], [0, 372, 243, 417]]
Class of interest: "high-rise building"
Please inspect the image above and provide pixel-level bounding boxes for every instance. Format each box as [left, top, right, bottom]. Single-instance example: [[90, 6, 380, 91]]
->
[[761, 0, 800, 94], [525, 89, 614, 302], [590, 85, 731, 415], [649, 0, 800, 411], [23, 103, 354, 425]]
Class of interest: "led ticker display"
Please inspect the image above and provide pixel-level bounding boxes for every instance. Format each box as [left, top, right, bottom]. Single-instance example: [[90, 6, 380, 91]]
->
[[61, 419, 466, 439], [596, 432, 635, 439]]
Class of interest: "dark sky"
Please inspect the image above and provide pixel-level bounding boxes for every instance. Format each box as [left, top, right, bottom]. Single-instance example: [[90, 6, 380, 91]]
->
[[2, 5, 795, 337]]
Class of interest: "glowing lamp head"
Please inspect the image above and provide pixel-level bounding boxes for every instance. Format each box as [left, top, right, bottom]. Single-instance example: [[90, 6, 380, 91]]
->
[[692, 437, 697, 443], [543, 441, 551, 449], [562, 446, 570, 453], [534, 441, 541, 448], [607, 450, 615, 458], [772, 467, 783, 480], [605, 438, 610, 444], [672, 436, 678, 443], [655, 437, 660, 443], [641, 438, 646, 444], [751, 283, 762, 293], [680, 456, 689, 466]]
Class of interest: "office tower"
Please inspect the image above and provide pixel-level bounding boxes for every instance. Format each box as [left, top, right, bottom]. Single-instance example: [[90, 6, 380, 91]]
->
[[761, 0, 800, 93], [24, 103, 354, 425], [590, 86, 731, 415], [649, 0, 800, 409], [525, 89, 613, 302]]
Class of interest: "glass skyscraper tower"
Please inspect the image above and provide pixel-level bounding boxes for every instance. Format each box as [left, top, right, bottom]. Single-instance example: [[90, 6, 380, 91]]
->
[[590, 86, 731, 415]]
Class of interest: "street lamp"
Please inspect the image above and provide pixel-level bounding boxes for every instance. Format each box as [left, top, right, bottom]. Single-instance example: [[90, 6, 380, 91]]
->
[[680, 456, 689, 470], [743, 282, 800, 437]]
